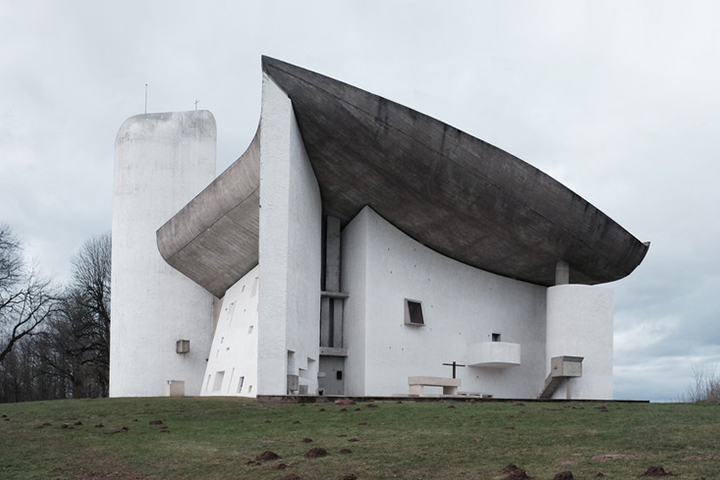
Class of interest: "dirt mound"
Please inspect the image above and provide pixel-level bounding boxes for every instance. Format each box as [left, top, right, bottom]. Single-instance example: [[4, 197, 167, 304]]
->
[[272, 463, 288, 470], [638, 466, 676, 477], [304, 447, 328, 458], [281, 474, 301, 480], [553, 472, 574, 480], [342, 475, 358, 480], [149, 420, 163, 425], [301, 437, 313, 443], [255, 450, 281, 462], [339, 448, 352, 454], [501, 463, 532, 480]]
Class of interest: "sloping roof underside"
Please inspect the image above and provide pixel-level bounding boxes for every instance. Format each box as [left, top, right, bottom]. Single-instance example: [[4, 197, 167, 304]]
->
[[157, 56, 649, 297]]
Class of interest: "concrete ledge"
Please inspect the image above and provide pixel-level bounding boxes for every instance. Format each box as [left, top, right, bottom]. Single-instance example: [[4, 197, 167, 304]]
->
[[256, 395, 649, 404], [408, 376, 461, 396]]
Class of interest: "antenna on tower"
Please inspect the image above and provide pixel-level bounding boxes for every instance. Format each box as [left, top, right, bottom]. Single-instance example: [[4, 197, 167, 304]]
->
[[144, 84, 148, 114], [194, 99, 200, 111]]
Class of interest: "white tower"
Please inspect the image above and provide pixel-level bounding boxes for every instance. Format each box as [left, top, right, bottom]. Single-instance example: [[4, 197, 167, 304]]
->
[[110, 111, 216, 397]]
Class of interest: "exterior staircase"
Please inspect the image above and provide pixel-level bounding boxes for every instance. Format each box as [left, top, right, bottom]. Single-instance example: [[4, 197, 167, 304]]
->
[[538, 356, 583, 400]]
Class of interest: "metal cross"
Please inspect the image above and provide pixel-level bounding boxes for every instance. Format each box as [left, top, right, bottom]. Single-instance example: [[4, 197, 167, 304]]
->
[[442, 361, 466, 379]]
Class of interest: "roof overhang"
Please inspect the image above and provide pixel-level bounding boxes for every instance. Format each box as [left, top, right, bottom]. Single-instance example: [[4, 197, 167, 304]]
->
[[157, 56, 649, 296]]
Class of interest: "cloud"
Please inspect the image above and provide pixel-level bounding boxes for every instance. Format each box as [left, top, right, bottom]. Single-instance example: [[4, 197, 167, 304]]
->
[[2, 0, 719, 400]]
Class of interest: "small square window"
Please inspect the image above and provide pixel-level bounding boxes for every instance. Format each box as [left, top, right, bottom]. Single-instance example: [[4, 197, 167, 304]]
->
[[405, 299, 425, 326], [492, 333, 501, 342], [176, 339, 190, 354]]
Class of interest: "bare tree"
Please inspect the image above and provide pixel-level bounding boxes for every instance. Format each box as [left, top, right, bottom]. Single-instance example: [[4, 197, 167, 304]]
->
[[681, 364, 720, 403], [0, 225, 56, 364], [42, 233, 111, 397]]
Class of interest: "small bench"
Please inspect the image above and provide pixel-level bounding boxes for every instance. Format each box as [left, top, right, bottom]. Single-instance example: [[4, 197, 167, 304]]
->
[[408, 376, 461, 396]]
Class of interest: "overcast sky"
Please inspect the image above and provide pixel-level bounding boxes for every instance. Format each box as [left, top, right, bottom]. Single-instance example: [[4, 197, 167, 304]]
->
[[2, 1, 719, 402]]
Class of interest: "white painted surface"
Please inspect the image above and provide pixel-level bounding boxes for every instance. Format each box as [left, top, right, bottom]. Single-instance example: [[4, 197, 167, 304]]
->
[[467, 342, 522, 368], [546, 284, 614, 400], [257, 75, 322, 395], [341, 207, 548, 398], [201, 265, 260, 397], [339, 208, 368, 395], [110, 111, 216, 397]]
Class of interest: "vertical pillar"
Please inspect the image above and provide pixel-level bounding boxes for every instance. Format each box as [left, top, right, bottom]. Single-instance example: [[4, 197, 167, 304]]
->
[[546, 284, 614, 399], [321, 216, 342, 347], [555, 260, 570, 285]]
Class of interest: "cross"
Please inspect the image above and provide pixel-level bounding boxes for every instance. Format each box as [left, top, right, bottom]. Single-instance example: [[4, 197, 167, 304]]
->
[[442, 361, 466, 379], [194, 99, 200, 110]]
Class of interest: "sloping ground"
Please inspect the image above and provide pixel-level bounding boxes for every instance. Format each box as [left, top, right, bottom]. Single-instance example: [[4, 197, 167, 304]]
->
[[1, 397, 718, 479]]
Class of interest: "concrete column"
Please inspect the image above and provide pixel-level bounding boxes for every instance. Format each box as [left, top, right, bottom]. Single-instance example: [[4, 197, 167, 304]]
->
[[321, 216, 342, 347], [555, 260, 570, 285], [325, 216, 341, 291]]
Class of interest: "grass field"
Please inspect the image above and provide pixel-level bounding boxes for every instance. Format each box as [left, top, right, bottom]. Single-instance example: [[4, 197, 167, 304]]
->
[[1, 397, 719, 480]]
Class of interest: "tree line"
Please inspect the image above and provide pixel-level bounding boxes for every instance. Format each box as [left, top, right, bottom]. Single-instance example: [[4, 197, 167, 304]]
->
[[0, 225, 110, 403]]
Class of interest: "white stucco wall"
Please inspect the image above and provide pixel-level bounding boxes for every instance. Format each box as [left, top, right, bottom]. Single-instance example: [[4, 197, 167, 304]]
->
[[340, 210, 369, 396], [257, 75, 322, 395], [201, 265, 260, 397], [546, 284, 614, 400], [110, 111, 216, 397], [341, 207, 548, 398]]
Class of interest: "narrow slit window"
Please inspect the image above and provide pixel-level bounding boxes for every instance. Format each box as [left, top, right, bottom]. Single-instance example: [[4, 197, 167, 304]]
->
[[405, 299, 425, 326]]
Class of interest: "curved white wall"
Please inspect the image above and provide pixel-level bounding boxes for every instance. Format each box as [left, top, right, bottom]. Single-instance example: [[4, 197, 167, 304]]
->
[[110, 111, 216, 397], [342, 207, 548, 398], [546, 284, 614, 400]]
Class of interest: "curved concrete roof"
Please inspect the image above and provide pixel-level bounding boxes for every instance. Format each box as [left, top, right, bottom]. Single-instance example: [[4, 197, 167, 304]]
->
[[157, 131, 260, 297], [158, 56, 649, 296]]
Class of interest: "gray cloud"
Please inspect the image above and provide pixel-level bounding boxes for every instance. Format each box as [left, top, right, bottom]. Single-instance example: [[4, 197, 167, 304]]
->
[[2, 0, 718, 400]]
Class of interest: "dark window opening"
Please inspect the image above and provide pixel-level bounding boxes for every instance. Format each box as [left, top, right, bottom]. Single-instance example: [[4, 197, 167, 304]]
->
[[336, 370, 343, 381], [492, 333, 501, 342], [406, 300, 425, 325]]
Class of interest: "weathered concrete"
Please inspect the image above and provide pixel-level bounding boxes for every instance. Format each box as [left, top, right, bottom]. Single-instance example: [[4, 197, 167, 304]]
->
[[262, 57, 649, 287], [408, 376, 461, 396], [156, 131, 260, 298], [156, 58, 648, 294]]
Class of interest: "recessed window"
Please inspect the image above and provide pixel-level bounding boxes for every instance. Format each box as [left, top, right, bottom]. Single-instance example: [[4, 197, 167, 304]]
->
[[492, 333, 501, 342], [176, 339, 190, 354], [405, 299, 425, 326], [212, 371, 225, 391], [237, 376, 245, 393], [336, 370, 343, 381]]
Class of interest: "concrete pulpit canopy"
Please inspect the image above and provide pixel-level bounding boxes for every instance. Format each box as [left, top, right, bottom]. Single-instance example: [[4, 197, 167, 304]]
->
[[157, 56, 649, 296]]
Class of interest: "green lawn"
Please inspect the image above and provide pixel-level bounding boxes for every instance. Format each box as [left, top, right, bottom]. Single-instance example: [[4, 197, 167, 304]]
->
[[1, 397, 718, 479]]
